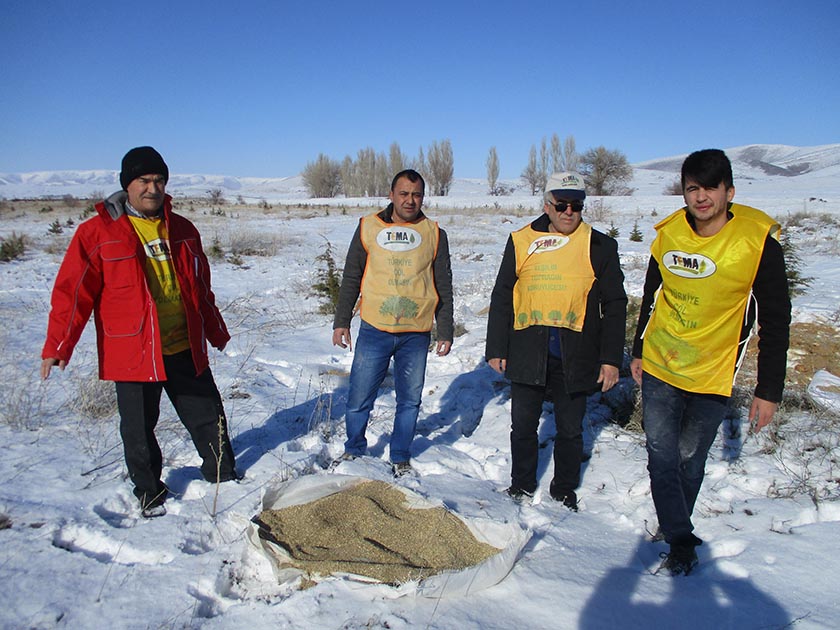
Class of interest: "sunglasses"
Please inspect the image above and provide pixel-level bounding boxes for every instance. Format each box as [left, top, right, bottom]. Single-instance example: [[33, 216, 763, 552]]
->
[[549, 199, 584, 213]]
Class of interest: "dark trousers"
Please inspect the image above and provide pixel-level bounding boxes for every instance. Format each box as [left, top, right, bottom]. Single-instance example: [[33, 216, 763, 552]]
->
[[115, 350, 236, 508], [510, 355, 587, 494], [642, 372, 728, 543]]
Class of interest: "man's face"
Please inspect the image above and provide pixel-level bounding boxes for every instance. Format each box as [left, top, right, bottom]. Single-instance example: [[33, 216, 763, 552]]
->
[[683, 179, 734, 235], [545, 198, 583, 235], [389, 176, 424, 223], [126, 174, 166, 217]]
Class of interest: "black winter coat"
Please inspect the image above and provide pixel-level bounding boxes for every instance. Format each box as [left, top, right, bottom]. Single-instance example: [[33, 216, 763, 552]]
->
[[485, 215, 627, 392]]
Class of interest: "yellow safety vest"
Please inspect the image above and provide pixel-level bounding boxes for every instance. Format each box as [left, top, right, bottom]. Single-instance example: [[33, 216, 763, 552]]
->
[[642, 203, 780, 396], [510, 222, 594, 332], [128, 215, 190, 355], [359, 213, 439, 333]]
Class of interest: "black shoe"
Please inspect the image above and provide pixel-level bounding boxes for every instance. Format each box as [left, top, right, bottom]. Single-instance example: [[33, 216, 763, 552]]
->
[[658, 544, 699, 576], [549, 483, 578, 512], [391, 461, 413, 477], [215, 470, 243, 483], [136, 484, 168, 518], [328, 453, 357, 472], [141, 504, 167, 518], [505, 486, 534, 504]]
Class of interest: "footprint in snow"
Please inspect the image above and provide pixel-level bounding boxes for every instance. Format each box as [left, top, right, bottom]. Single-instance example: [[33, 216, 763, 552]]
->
[[708, 538, 750, 579], [92, 493, 139, 528], [52, 522, 175, 565]]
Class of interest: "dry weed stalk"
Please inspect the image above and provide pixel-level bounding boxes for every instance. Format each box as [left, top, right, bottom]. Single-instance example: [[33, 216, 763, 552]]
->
[[211, 413, 225, 518]]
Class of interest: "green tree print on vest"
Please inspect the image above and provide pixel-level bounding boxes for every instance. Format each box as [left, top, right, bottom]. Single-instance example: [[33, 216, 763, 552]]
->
[[380, 296, 419, 325], [648, 328, 700, 377], [531, 309, 543, 325], [566, 310, 578, 326], [517, 312, 529, 327], [548, 310, 562, 324]]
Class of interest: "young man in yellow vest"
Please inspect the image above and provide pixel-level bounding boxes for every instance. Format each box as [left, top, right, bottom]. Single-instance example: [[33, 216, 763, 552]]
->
[[486, 172, 627, 510], [41, 147, 238, 518], [631, 149, 791, 575], [332, 169, 453, 476]]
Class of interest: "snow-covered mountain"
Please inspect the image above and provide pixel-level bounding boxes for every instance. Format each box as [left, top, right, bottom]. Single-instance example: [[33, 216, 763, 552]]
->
[[636, 144, 840, 177], [1, 144, 838, 201]]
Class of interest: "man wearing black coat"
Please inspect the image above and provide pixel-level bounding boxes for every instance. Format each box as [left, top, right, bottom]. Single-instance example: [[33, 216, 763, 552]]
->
[[486, 172, 627, 509]]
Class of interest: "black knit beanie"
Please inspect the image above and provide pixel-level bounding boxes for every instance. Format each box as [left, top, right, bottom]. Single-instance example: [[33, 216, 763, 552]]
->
[[120, 146, 169, 190]]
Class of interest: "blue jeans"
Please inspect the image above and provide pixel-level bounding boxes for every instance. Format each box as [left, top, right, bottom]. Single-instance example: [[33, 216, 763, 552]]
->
[[344, 320, 430, 463], [642, 372, 728, 544]]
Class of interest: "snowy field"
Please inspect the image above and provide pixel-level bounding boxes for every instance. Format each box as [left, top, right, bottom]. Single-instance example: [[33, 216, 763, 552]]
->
[[1, 147, 840, 629]]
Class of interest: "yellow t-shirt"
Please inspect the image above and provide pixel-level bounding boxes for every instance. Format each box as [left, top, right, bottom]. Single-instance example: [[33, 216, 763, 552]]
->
[[128, 215, 190, 355]]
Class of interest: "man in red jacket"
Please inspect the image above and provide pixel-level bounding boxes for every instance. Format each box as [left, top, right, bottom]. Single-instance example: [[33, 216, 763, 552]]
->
[[41, 146, 238, 518]]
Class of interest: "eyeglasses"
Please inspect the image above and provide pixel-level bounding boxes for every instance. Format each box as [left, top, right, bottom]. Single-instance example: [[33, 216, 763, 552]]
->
[[549, 199, 584, 213]]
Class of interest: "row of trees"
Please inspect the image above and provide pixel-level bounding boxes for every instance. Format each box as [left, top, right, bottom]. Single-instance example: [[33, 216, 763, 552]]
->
[[516, 135, 633, 196], [518, 134, 580, 195], [302, 140, 454, 199], [302, 135, 633, 198]]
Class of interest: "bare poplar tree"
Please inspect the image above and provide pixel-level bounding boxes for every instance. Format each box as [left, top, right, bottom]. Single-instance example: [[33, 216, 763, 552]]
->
[[375, 151, 390, 197], [579, 146, 633, 195], [340, 155, 360, 197], [355, 147, 377, 196], [521, 145, 540, 195], [564, 136, 579, 172], [413, 146, 427, 179], [538, 137, 549, 192], [427, 139, 454, 196], [550, 134, 563, 172], [388, 142, 406, 176], [302, 153, 342, 198], [486, 146, 500, 194]]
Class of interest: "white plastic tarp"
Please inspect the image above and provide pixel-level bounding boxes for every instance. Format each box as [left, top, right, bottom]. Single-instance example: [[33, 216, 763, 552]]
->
[[245, 474, 532, 598], [806, 369, 840, 415]]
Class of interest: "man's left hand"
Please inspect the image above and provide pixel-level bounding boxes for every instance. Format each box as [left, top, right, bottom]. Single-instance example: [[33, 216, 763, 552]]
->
[[597, 364, 619, 392], [749, 396, 779, 433], [436, 340, 452, 356]]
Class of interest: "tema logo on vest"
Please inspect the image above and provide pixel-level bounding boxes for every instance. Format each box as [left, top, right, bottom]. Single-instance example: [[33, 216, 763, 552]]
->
[[527, 235, 569, 255], [663, 250, 717, 278], [376, 227, 422, 252]]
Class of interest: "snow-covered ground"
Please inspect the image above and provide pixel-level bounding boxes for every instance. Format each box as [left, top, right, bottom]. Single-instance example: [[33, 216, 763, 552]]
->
[[1, 148, 839, 629]]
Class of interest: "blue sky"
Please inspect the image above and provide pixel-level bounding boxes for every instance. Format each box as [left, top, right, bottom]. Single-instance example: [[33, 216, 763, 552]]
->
[[1, 0, 838, 179]]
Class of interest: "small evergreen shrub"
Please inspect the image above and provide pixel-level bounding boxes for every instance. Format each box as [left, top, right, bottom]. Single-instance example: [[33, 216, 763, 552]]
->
[[780, 231, 813, 297], [0, 232, 26, 262], [312, 241, 343, 315]]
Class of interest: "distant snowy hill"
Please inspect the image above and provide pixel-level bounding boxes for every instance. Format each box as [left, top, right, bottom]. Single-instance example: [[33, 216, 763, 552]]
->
[[2, 144, 838, 200], [636, 144, 840, 176]]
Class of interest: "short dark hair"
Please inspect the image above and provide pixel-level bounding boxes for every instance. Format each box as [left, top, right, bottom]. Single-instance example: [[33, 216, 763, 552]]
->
[[681, 149, 733, 191], [390, 169, 425, 192]]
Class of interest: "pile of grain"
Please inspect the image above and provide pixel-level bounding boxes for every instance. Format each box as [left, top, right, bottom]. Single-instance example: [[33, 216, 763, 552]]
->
[[254, 480, 500, 584]]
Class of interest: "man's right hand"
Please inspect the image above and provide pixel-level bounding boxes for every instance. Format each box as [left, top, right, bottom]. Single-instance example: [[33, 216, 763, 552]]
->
[[40, 358, 66, 380], [332, 328, 352, 350], [487, 358, 506, 374]]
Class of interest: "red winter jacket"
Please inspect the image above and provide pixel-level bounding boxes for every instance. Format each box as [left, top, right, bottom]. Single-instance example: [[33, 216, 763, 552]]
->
[[42, 192, 230, 381]]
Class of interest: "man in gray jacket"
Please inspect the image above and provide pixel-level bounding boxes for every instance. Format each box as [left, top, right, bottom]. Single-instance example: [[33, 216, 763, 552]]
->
[[332, 169, 453, 476]]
